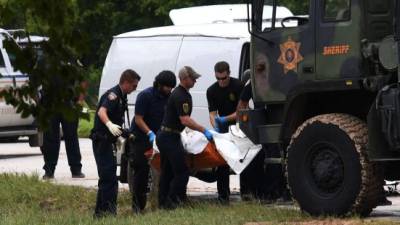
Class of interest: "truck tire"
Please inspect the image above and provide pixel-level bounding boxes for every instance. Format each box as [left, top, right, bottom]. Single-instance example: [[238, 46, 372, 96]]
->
[[286, 113, 381, 216]]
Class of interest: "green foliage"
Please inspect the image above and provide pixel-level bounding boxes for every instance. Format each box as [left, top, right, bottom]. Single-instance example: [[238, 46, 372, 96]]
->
[[78, 110, 94, 138], [279, 0, 309, 15], [0, 0, 305, 129], [0, 0, 89, 129]]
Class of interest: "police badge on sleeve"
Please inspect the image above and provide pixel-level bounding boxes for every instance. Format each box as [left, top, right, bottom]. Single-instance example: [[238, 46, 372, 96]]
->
[[229, 93, 236, 101], [108, 92, 117, 101], [182, 103, 189, 114]]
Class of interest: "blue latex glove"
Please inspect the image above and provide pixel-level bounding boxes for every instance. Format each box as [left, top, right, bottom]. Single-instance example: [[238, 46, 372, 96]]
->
[[203, 129, 213, 141], [147, 131, 156, 143], [213, 127, 220, 133], [215, 116, 228, 127]]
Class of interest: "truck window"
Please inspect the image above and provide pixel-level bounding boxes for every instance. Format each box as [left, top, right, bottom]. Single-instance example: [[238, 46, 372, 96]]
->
[[261, 0, 309, 31], [324, 0, 350, 22]]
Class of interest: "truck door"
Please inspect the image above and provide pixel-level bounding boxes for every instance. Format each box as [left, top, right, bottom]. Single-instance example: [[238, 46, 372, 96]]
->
[[251, 1, 315, 102], [315, 0, 361, 79]]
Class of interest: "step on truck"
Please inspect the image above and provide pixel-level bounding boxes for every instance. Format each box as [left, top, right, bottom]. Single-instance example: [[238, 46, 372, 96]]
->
[[239, 0, 400, 216]]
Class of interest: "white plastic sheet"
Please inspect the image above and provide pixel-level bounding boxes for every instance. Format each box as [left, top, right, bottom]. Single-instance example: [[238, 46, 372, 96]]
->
[[180, 124, 262, 174]]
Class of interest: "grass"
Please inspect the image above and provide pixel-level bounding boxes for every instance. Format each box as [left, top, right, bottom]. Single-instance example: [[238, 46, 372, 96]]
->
[[0, 173, 398, 225]]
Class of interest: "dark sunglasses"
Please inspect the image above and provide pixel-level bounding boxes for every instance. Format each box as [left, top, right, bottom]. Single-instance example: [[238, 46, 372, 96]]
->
[[216, 76, 228, 81]]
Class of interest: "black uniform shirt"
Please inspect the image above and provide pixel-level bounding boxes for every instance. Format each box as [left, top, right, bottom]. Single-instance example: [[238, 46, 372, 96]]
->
[[206, 77, 244, 117], [161, 85, 192, 132], [93, 85, 127, 135], [130, 87, 168, 139]]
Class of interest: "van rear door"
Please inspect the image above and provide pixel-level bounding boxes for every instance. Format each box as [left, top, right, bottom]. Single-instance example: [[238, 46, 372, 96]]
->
[[100, 36, 184, 119], [175, 36, 247, 127]]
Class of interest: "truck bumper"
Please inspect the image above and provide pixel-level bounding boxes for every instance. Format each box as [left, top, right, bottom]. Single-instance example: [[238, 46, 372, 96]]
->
[[238, 108, 281, 144]]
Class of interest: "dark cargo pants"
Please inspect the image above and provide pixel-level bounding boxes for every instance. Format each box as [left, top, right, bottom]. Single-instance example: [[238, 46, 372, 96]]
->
[[130, 138, 151, 212], [92, 139, 118, 216], [156, 131, 189, 208], [41, 114, 82, 175]]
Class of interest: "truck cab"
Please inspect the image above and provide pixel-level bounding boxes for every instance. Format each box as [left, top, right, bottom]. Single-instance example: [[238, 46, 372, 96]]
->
[[240, 0, 399, 217]]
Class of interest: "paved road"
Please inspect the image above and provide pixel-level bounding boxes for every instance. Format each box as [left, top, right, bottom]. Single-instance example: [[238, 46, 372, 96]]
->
[[0, 138, 240, 194], [0, 138, 399, 220]]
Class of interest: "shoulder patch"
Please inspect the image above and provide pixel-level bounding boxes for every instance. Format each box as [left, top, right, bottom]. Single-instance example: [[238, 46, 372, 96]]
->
[[182, 103, 189, 114], [229, 93, 236, 101], [108, 92, 118, 101]]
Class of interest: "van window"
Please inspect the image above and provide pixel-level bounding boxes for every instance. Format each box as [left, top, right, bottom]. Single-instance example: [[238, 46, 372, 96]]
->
[[324, 0, 351, 22], [8, 52, 17, 70], [0, 51, 5, 68]]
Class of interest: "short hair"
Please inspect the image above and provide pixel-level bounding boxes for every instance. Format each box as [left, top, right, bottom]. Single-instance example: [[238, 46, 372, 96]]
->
[[119, 69, 141, 84], [153, 70, 177, 88], [178, 66, 201, 80], [214, 61, 230, 74]]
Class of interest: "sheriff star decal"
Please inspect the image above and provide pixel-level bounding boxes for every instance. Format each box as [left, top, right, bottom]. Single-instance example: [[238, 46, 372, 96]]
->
[[277, 36, 303, 74]]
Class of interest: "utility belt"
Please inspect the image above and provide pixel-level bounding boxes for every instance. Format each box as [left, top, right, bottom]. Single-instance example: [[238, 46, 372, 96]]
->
[[160, 126, 181, 134], [89, 130, 117, 143]]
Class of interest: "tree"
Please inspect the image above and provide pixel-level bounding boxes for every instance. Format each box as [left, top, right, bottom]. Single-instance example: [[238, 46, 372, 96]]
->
[[0, 0, 89, 127], [0, 0, 305, 128]]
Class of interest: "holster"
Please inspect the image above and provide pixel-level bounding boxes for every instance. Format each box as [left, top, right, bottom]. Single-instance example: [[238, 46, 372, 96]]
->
[[89, 131, 116, 143]]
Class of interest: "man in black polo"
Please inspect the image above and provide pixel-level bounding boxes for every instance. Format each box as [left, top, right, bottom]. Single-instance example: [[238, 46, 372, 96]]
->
[[206, 61, 244, 203], [156, 66, 213, 209], [129, 70, 176, 213], [91, 69, 141, 217]]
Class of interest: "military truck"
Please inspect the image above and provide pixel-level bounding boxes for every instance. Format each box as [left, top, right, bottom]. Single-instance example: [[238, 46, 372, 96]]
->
[[238, 0, 400, 216]]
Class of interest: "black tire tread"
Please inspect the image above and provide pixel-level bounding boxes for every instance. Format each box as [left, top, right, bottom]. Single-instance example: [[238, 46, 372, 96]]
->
[[286, 113, 382, 216]]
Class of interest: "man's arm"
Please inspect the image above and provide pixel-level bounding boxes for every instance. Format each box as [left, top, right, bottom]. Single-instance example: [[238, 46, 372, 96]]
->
[[98, 107, 111, 125], [98, 106, 122, 136], [180, 115, 206, 133], [78, 80, 89, 104], [223, 112, 237, 122], [135, 115, 151, 134], [209, 111, 217, 128]]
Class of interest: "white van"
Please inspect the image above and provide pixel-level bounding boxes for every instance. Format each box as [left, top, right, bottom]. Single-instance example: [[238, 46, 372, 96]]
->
[[100, 5, 293, 128], [0, 28, 40, 145]]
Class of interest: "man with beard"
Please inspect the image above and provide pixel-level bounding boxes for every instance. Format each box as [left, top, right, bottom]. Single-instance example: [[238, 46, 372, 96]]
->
[[129, 71, 177, 213]]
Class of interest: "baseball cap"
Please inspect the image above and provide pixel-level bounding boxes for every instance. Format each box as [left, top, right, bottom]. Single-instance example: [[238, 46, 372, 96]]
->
[[179, 66, 201, 80]]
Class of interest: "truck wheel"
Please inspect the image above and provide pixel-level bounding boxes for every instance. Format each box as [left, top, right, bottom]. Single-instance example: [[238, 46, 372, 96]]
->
[[286, 114, 381, 216]]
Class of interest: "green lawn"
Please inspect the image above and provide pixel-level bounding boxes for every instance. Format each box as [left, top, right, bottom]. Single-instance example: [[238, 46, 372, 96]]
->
[[0, 173, 398, 225]]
